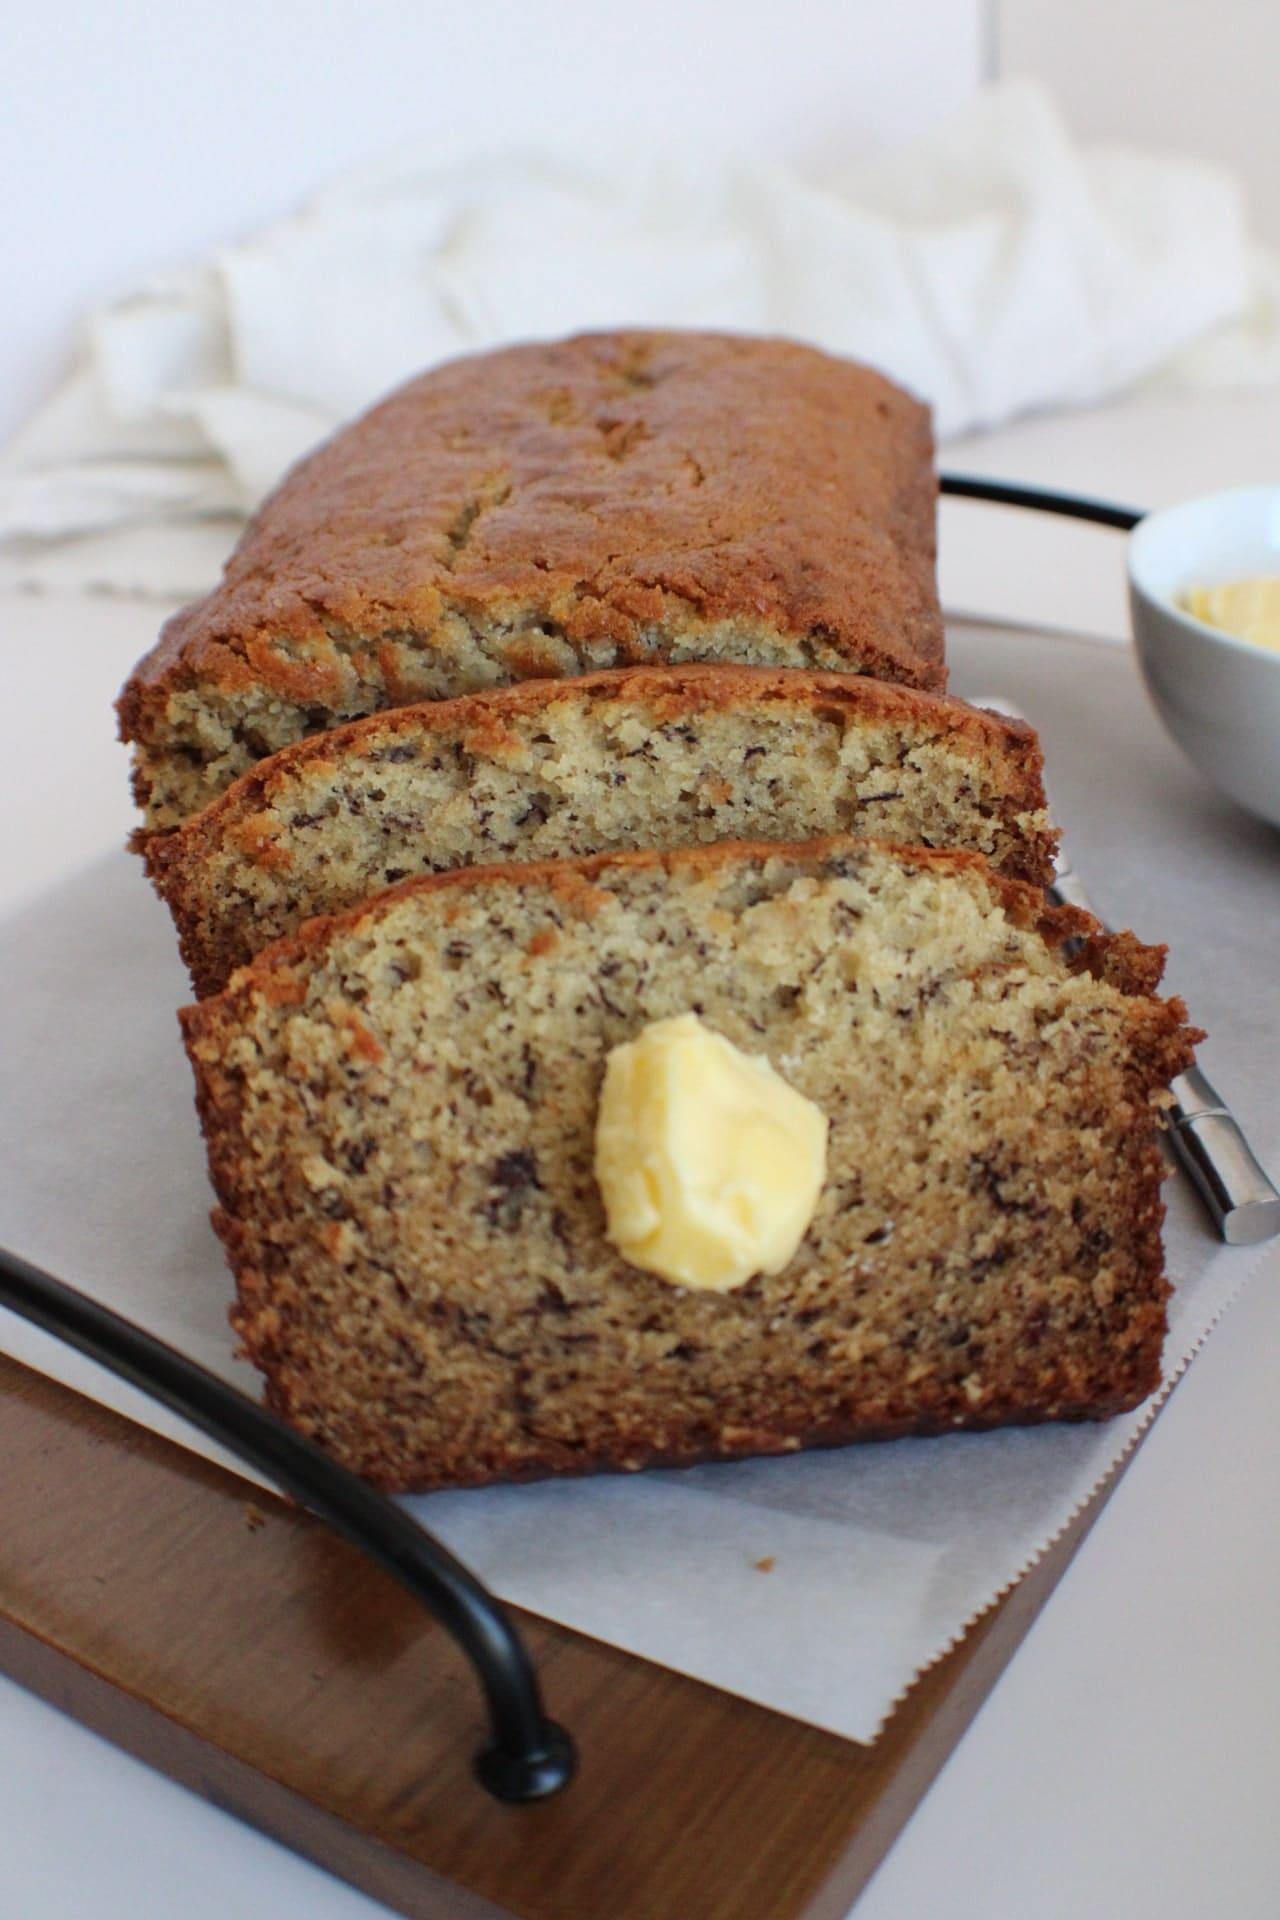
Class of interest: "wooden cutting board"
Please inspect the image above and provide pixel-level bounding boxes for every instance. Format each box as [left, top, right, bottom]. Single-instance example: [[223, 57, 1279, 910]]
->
[[0, 1348, 1133, 1920]]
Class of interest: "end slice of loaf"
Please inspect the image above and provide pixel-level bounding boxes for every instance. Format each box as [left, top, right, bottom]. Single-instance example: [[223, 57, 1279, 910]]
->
[[181, 836, 1196, 1492], [117, 330, 943, 828], [147, 666, 1055, 996]]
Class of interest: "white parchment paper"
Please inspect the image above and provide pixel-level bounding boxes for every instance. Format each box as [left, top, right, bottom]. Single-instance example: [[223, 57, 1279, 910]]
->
[[1, 624, 1276, 1744]]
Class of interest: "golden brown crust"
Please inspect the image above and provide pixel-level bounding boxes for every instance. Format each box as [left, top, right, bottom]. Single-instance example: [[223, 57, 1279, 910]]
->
[[118, 332, 944, 823], [180, 831, 1105, 1012], [181, 833, 1197, 1492], [183, 836, 1198, 1174], [144, 664, 1055, 995], [142, 665, 1032, 857], [271, 1382, 1160, 1494], [183, 831, 1198, 1144]]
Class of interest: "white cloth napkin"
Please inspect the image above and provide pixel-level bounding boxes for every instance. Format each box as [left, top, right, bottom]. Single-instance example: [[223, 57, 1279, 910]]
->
[[3, 77, 1278, 599]]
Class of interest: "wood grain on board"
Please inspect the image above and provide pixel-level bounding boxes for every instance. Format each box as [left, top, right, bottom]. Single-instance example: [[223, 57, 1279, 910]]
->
[[0, 1351, 1129, 1920]]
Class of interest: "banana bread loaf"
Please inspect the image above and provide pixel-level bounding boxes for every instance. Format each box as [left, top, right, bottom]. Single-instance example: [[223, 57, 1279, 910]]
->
[[148, 666, 1053, 996], [181, 836, 1195, 1491], [119, 331, 944, 829]]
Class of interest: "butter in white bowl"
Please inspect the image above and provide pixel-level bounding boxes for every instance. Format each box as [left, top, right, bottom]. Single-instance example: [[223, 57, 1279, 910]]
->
[[1127, 485, 1280, 829], [1183, 577, 1280, 656]]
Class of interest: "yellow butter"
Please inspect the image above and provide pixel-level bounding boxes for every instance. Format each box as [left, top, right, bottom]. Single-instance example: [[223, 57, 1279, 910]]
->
[[594, 1012, 828, 1292], [1184, 577, 1280, 655]]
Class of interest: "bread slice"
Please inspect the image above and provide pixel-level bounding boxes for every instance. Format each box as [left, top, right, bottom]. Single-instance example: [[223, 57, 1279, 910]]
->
[[147, 666, 1054, 996], [181, 836, 1196, 1492], [117, 331, 943, 828]]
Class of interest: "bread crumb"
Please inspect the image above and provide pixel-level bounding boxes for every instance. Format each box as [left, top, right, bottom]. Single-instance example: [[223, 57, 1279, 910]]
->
[[753, 1555, 776, 1573], [180, 835, 1193, 1491]]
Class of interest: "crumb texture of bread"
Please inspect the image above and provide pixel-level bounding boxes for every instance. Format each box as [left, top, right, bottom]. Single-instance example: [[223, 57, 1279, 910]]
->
[[118, 331, 943, 827], [180, 836, 1196, 1492], [147, 666, 1054, 995]]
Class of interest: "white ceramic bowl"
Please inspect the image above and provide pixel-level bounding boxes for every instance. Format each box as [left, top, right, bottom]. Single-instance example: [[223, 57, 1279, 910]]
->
[[1128, 485, 1280, 829]]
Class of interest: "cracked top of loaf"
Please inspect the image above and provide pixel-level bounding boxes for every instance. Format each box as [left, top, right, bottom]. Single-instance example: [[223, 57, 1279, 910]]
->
[[117, 330, 944, 827]]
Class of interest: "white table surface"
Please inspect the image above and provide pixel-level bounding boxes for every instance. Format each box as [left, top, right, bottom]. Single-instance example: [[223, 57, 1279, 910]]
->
[[2, 394, 1279, 1919]]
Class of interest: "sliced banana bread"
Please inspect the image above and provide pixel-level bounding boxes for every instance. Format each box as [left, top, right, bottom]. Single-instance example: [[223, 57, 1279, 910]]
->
[[181, 836, 1196, 1491], [118, 331, 943, 829], [148, 666, 1053, 996]]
